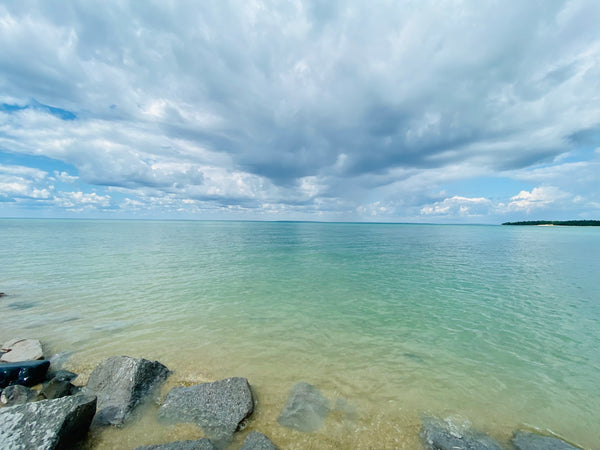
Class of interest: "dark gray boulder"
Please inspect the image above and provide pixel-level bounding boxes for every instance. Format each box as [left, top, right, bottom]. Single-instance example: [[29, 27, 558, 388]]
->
[[0, 384, 36, 406], [158, 377, 254, 445], [134, 438, 217, 450], [83, 355, 170, 426], [47, 369, 78, 382], [0, 359, 50, 388], [240, 431, 278, 450], [512, 431, 580, 449], [420, 416, 502, 450], [0, 393, 96, 449], [37, 377, 76, 400], [277, 382, 330, 432]]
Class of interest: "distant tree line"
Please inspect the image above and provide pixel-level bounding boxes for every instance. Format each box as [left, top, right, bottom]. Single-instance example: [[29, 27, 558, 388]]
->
[[502, 220, 600, 226]]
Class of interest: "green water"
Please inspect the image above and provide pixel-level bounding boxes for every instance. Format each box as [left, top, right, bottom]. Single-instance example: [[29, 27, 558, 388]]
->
[[1, 220, 599, 448]]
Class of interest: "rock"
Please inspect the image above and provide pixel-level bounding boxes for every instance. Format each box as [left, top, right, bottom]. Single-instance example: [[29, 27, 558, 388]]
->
[[47, 369, 78, 382], [277, 382, 330, 432], [420, 416, 503, 450], [1, 384, 36, 407], [0, 359, 50, 388], [48, 351, 73, 371], [0, 292, 5, 297], [134, 438, 218, 450], [158, 377, 254, 445], [512, 431, 580, 449], [0, 338, 44, 362], [37, 377, 76, 400], [83, 355, 170, 426], [240, 431, 279, 450], [0, 393, 96, 449]]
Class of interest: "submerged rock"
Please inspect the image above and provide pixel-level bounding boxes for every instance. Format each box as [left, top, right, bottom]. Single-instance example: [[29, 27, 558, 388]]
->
[[240, 431, 279, 450], [420, 416, 502, 450], [0, 393, 96, 449], [47, 368, 78, 382], [84, 355, 170, 426], [0, 384, 36, 407], [37, 376, 76, 400], [0, 337, 44, 362], [158, 377, 254, 445], [512, 431, 580, 449], [277, 382, 330, 432], [134, 438, 218, 450], [0, 359, 50, 388]]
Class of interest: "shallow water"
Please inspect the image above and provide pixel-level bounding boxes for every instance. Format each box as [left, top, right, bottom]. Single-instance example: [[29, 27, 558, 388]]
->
[[1, 219, 599, 448]]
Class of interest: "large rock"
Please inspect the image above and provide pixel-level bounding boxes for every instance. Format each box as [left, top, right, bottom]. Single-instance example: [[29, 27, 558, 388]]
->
[[134, 438, 217, 450], [0, 338, 44, 362], [84, 355, 170, 426], [240, 431, 278, 450], [512, 431, 580, 449], [420, 416, 502, 450], [0, 359, 50, 388], [0, 393, 96, 449], [0, 384, 36, 407], [277, 382, 330, 432], [158, 377, 254, 445]]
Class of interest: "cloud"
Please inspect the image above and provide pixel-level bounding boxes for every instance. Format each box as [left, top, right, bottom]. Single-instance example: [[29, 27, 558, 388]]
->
[[506, 186, 571, 213], [420, 196, 493, 217], [1, 1, 600, 220]]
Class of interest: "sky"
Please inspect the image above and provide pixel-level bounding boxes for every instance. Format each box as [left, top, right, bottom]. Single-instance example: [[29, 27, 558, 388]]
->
[[1, 1, 599, 223]]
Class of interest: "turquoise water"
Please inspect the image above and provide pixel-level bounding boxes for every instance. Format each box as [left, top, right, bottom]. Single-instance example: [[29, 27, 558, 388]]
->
[[1, 219, 599, 448]]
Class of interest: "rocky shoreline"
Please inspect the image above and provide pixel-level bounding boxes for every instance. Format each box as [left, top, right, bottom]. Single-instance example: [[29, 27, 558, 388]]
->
[[0, 336, 583, 449]]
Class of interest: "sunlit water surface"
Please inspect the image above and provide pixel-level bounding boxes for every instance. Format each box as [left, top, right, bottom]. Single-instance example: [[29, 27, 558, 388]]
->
[[1, 220, 599, 449]]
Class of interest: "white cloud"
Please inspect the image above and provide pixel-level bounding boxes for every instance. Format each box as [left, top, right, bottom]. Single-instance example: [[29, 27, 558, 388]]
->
[[420, 196, 493, 217], [507, 186, 571, 212], [54, 191, 111, 209]]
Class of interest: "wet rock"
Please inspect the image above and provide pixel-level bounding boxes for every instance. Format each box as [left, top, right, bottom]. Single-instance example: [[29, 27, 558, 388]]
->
[[240, 431, 278, 450], [0, 337, 44, 362], [37, 377, 76, 400], [83, 355, 170, 426], [1, 384, 36, 407], [420, 416, 502, 450], [158, 377, 254, 446], [512, 431, 580, 449], [0, 292, 5, 297], [0, 393, 96, 449], [47, 369, 78, 382], [0, 359, 50, 388], [277, 382, 330, 432], [134, 438, 218, 450]]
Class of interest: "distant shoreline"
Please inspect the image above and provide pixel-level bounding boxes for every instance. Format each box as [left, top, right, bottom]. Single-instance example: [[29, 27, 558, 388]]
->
[[502, 220, 600, 226]]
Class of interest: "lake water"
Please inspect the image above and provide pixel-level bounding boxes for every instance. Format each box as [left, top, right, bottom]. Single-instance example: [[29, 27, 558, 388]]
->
[[1, 219, 598, 449]]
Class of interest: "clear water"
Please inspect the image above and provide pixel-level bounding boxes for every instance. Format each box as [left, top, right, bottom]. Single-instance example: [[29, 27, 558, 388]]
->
[[1, 219, 598, 449]]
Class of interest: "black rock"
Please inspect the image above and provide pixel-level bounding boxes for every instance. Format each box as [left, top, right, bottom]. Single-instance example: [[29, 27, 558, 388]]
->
[[277, 382, 330, 432], [512, 431, 580, 449], [83, 355, 170, 426], [0, 393, 97, 449], [37, 377, 76, 400], [158, 377, 254, 446], [420, 416, 502, 450], [240, 431, 279, 450], [1, 384, 36, 406], [0, 292, 5, 297], [0, 359, 50, 388]]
